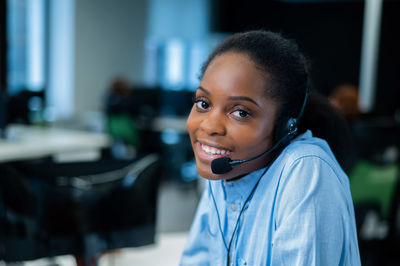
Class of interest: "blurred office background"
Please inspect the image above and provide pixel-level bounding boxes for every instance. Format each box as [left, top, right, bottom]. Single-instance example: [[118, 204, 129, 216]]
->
[[1, 0, 400, 265]]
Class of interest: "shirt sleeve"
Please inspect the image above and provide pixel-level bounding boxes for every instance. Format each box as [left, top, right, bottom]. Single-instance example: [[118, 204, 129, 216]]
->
[[270, 155, 357, 266], [180, 183, 212, 266]]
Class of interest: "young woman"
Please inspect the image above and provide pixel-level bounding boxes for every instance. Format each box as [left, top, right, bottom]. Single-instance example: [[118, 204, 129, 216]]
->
[[180, 30, 361, 265]]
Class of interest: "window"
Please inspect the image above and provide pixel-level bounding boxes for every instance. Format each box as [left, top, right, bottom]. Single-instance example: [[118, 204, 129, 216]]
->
[[7, 0, 46, 95]]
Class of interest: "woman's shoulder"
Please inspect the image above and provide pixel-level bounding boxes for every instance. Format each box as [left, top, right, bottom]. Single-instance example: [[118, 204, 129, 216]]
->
[[272, 130, 352, 209], [281, 130, 339, 167], [275, 130, 348, 184]]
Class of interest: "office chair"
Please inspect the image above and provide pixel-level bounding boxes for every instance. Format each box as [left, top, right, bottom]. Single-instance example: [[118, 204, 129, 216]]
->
[[0, 153, 161, 266], [349, 119, 400, 265], [350, 159, 400, 265]]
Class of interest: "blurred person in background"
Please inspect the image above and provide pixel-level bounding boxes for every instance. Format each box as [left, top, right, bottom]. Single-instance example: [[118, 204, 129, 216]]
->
[[104, 77, 139, 159], [329, 84, 360, 123]]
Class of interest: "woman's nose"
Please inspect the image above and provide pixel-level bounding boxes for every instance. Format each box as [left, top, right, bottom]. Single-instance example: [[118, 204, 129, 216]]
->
[[199, 112, 226, 136]]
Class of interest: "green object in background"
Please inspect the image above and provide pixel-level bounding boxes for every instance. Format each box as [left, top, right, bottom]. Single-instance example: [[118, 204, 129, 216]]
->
[[107, 114, 139, 147], [350, 160, 399, 219]]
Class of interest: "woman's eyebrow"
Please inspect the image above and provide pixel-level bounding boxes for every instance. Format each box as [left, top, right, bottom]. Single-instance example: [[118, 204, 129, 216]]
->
[[196, 86, 210, 95], [228, 96, 260, 108], [196, 86, 260, 108]]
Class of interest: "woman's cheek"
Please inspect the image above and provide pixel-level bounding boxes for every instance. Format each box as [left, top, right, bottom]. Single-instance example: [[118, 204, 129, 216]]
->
[[186, 110, 197, 138]]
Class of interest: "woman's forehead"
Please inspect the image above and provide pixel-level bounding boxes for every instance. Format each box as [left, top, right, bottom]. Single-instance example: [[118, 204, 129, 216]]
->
[[201, 52, 271, 98]]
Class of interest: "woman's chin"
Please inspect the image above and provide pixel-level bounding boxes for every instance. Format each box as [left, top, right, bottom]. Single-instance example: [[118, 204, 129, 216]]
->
[[196, 163, 244, 181], [197, 169, 224, 180]]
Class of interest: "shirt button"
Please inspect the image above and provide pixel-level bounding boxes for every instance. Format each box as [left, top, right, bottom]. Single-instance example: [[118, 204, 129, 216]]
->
[[230, 204, 237, 211]]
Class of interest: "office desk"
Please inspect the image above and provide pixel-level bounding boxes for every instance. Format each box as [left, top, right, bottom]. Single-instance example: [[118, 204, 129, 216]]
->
[[21, 232, 188, 266], [150, 117, 187, 133], [0, 124, 111, 163]]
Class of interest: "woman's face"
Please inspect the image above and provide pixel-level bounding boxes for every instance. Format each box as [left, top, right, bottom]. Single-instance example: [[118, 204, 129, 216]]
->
[[187, 52, 278, 180]]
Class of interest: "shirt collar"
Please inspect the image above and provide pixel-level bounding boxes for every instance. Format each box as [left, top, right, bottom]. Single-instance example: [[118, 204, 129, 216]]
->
[[221, 166, 268, 202], [297, 129, 312, 140]]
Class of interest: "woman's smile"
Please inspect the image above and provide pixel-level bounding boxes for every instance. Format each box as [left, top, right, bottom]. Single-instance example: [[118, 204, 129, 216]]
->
[[195, 141, 232, 163]]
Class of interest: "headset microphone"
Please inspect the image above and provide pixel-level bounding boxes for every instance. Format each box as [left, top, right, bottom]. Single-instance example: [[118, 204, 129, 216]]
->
[[211, 133, 293, 174], [211, 88, 309, 175]]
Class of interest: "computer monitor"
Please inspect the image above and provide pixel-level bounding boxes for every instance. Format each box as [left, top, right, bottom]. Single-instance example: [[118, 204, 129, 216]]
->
[[212, 1, 364, 97], [0, 0, 7, 136], [373, 1, 400, 115], [0, 92, 6, 137], [211, 0, 400, 116], [158, 89, 193, 117]]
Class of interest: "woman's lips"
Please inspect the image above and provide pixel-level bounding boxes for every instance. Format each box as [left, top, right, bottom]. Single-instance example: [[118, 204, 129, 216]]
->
[[195, 142, 231, 163]]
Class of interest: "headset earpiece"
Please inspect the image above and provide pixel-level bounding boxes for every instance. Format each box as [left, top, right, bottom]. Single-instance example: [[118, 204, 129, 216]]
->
[[286, 117, 298, 136], [273, 88, 309, 145], [274, 117, 298, 146]]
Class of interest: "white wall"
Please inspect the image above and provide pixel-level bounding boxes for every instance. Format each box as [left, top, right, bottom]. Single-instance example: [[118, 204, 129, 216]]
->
[[74, 0, 148, 114]]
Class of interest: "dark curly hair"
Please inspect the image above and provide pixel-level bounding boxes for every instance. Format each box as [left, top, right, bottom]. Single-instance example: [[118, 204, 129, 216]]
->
[[200, 30, 355, 171]]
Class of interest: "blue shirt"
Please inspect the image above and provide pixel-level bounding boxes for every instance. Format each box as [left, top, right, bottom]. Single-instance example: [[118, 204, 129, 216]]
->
[[180, 131, 361, 266]]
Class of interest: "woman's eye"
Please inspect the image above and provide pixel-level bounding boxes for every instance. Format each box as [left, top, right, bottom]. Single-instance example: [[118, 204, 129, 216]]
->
[[195, 100, 209, 110], [232, 110, 250, 118]]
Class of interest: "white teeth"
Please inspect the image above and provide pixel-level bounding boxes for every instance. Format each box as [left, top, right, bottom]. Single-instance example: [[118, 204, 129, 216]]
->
[[201, 144, 229, 155]]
